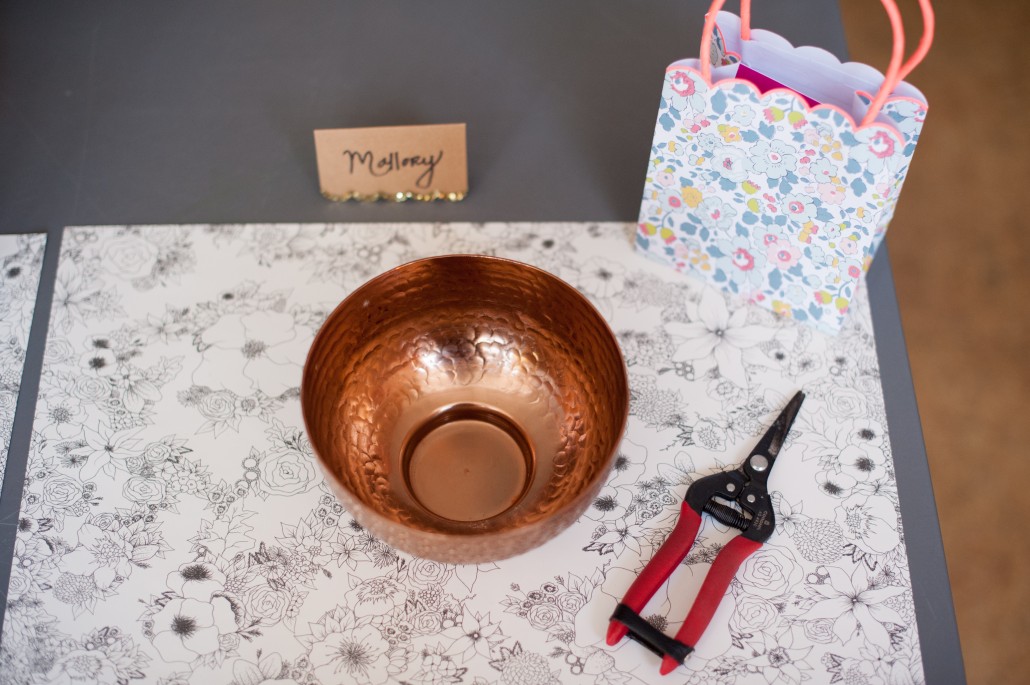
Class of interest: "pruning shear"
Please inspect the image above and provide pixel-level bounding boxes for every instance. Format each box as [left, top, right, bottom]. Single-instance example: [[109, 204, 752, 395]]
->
[[606, 391, 805, 675]]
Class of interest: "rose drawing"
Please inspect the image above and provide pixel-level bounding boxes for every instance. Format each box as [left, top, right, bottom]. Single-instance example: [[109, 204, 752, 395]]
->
[[123, 476, 167, 504], [730, 594, 779, 632], [143, 441, 175, 464], [739, 547, 803, 599], [103, 235, 159, 279], [258, 451, 319, 496], [527, 603, 562, 630], [247, 585, 289, 626], [826, 387, 868, 418], [197, 390, 237, 422], [404, 557, 453, 588], [6, 566, 32, 602], [803, 618, 837, 644], [411, 610, 443, 635], [42, 475, 83, 508], [74, 375, 112, 402], [555, 591, 586, 615]]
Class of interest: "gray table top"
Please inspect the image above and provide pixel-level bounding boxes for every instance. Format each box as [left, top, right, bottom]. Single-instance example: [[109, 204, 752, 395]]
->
[[0, 1, 963, 681]]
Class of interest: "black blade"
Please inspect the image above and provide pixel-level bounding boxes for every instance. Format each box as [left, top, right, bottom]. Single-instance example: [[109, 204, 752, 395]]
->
[[746, 390, 805, 480], [766, 390, 805, 459]]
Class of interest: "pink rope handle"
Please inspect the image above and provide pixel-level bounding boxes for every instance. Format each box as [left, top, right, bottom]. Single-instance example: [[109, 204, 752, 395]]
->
[[740, 0, 751, 40], [699, 0, 934, 125], [898, 0, 935, 83], [862, 0, 906, 125]]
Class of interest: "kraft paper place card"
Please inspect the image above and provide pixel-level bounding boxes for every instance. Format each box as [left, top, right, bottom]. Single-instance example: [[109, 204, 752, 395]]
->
[[314, 123, 467, 202]]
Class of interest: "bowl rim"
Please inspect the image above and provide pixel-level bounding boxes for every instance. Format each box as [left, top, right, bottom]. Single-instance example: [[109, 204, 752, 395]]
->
[[300, 253, 631, 546]]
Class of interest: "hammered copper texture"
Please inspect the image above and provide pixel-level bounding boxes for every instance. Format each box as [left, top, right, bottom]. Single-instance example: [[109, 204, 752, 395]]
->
[[301, 255, 629, 563]]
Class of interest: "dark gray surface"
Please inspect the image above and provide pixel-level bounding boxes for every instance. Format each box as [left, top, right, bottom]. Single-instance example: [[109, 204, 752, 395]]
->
[[0, 1, 963, 681]]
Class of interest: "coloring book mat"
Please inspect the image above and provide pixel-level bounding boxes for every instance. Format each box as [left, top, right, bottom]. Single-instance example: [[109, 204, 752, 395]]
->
[[0, 233, 47, 485], [1, 224, 922, 684]]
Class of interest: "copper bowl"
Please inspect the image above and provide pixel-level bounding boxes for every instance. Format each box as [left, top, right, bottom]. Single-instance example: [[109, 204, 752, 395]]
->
[[301, 255, 629, 563]]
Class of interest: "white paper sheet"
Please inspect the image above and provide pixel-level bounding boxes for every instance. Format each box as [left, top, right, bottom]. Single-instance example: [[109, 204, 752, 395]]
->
[[0, 224, 923, 684], [0, 233, 46, 484]]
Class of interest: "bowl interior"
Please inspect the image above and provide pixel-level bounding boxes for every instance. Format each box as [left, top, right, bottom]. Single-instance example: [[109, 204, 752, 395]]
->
[[302, 256, 628, 543]]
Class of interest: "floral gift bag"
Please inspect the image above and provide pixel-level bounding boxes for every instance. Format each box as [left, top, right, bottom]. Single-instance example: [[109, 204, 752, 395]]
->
[[636, 0, 934, 332]]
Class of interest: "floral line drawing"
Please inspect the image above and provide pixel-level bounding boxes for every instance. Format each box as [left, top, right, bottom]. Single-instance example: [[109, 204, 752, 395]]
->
[[0, 224, 923, 684], [0, 233, 47, 483]]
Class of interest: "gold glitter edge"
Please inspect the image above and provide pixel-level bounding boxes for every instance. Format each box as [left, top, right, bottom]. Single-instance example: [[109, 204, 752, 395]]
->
[[320, 190, 467, 203]]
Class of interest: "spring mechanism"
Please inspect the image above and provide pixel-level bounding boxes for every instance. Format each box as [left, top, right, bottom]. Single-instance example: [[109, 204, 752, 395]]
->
[[703, 500, 749, 531]]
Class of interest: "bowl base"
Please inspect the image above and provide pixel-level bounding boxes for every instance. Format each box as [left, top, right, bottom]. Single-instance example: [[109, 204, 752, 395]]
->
[[402, 403, 535, 523]]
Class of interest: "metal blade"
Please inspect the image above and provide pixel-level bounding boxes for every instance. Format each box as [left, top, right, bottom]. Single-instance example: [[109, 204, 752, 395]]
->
[[745, 391, 805, 480], [766, 390, 805, 459]]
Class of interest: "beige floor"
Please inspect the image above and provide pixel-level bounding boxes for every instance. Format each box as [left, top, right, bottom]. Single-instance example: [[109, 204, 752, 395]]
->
[[839, 1, 1030, 683]]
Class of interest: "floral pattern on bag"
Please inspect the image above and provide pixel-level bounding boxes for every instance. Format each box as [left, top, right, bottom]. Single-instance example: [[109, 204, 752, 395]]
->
[[637, 58, 926, 333], [0, 224, 923, 684]]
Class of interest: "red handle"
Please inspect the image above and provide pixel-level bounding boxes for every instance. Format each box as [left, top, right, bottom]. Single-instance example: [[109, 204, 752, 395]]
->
[[606, 504, 702, 645], [659, 535, 763, 675]]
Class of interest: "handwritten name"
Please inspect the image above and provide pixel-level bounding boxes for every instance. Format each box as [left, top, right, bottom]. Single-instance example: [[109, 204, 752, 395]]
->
[[341, 149, 445, 189]]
